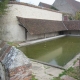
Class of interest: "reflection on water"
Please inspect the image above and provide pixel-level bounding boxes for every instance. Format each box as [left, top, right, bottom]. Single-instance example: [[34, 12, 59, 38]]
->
[[19, 36, 80, 66], [37, 47, 62, 65], [49, 60, 58, 66]]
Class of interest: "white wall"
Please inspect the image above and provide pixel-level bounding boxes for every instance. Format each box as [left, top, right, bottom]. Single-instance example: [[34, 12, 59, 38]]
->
[[9, 4, 62, 20], [0, 4, 62, 42]]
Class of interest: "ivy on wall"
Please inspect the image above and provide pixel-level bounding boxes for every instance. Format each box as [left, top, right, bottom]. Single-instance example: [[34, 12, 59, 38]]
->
[[0, 0, 9, 15]]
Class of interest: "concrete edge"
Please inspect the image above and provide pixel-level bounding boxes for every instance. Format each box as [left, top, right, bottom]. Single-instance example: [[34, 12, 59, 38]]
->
[[30, 59, 65, 70], [19, 35, 66, 47]]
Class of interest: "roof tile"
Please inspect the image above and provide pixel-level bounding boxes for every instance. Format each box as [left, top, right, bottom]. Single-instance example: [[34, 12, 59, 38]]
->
[[17, 17, 67, 35]]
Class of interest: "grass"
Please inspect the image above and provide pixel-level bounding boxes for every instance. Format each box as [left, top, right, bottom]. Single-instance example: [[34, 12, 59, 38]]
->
[[73, 59, 78, 65], [32, 75, 38, 80], [52, 77, 61, 80], [59, 67, 74, 77], [7, 42, 19, 47], [52, 67, 80, 80]]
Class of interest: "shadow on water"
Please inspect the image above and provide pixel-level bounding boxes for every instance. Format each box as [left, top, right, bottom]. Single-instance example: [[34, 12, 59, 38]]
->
[[19, 36, 80, 66]]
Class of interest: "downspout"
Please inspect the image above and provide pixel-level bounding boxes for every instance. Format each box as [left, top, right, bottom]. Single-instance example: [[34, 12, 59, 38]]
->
[[62, 21, 68, 35], [19, 23, 28, 41], [25, 29, 28, 41]]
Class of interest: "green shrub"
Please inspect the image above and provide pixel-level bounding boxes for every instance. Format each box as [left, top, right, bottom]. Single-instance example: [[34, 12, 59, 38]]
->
[[32, 75, 38, 80]]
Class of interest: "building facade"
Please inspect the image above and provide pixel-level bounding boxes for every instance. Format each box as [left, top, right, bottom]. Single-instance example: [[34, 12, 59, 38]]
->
[[0, 1, 63, 42]]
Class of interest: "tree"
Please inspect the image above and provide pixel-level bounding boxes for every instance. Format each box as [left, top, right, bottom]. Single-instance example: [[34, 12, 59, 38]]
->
[[0, 0, 9, 15], [74, 11, 80, 20]]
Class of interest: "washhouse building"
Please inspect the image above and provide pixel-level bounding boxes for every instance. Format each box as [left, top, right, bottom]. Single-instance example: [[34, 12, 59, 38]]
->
[[0, 1, 80, 42], [0, 1, 63, 42]]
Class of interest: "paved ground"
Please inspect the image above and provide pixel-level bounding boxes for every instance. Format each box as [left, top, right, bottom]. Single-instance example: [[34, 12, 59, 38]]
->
[[61, 75, 77, 80], [31, 53, 80, 80], [31, 61, 63, 80]]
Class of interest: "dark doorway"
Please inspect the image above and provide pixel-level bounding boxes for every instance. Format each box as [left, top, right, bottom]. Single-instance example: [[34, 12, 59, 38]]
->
[[59, 31, 64, 35]]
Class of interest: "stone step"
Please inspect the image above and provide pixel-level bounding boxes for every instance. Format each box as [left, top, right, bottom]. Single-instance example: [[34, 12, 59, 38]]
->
[[0, 62, 6, 80], [0, 41, 32, 80], [0, 41, 6, 48], [0, 44, 9, 57], [0, 46, 12, 61]]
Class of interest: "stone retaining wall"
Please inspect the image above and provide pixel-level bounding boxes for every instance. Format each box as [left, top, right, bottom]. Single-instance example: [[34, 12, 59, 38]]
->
[[0, 41, 32, 80]]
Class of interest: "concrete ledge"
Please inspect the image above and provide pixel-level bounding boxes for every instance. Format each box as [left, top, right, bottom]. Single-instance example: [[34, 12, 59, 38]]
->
[[64, 53, 80, 69], [67, 34, 80, 36], [31, 59, 65, 70], [19, 35, 66, 47]]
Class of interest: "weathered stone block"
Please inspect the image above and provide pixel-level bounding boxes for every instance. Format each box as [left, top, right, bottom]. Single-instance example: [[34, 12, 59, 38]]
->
[[0, 42, 32, 80]]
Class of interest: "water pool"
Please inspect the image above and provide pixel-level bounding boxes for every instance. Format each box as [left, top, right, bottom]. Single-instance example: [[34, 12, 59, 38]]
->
[[19, 36, 80, 66]]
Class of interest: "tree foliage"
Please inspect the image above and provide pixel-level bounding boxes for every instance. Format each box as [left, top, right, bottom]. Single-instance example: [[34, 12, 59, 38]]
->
[[0, 0, 9, 15], [74, 11, 80, 20]]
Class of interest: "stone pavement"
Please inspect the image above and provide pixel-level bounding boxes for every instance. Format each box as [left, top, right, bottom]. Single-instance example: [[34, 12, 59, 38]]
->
[[31, 53, 80, 80], [61, 75, 77, 80], [31, 61, 63, 80]]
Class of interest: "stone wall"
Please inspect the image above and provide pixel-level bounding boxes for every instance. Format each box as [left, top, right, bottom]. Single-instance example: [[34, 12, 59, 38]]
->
[[65, 30, 80, 35], [27, 32, 44, 41], [45, 32, 58, 38], [27, 32, 59, 41], [0, 3, 62, 42], [0, 41, 32, 80]]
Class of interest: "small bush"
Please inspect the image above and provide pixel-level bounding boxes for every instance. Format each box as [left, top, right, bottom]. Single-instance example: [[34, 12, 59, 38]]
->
[[32, 75, 38, 80]]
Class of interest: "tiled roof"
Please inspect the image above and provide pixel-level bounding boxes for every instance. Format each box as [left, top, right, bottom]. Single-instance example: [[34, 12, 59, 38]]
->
[[53, 0, 80, 14], [63, 21, 80, 30], [17, 17, 80, 34], [39, 2, 52, 8], [17, 17, 67, 35], [39, 2, 58, 11], [67, 0, 80, 11]]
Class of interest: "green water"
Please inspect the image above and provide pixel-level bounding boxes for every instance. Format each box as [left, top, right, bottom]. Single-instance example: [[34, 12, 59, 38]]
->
[[19, 36, 80, 66]]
